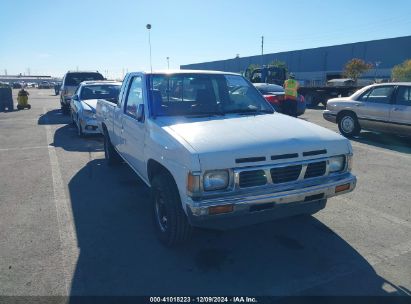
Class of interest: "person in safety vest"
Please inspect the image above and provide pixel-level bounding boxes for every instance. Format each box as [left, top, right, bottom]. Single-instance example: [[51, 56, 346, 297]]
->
[[283, 73, 299, 117]]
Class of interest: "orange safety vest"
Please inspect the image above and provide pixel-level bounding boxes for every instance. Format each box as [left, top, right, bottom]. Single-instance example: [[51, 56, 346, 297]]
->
[[284, 79, 298, 100]]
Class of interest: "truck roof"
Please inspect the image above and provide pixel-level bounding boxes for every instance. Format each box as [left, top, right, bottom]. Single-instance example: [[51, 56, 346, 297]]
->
[[141, 69, 240, 76], [80, 80, 122, 85]]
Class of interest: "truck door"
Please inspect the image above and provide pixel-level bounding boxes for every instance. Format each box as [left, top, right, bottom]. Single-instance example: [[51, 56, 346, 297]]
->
[[112, 74, 131, 152], [389, 85, 411, 136], [119, 75, 146, 174]]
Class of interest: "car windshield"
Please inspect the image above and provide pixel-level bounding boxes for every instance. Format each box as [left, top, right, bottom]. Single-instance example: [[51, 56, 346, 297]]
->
[[149, 73, 274, 117], [80, 84, 121, 100], [65, 73, 104, 86]]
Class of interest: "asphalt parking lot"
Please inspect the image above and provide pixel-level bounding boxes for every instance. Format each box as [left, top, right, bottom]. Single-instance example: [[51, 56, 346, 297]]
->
[[1, 89, 411, 296]]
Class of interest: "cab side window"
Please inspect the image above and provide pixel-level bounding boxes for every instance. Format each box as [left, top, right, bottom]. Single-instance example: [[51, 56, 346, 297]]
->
[[360, 86, 394, 104], [395, 86, 411, 106], [125, 76, 143, 118]]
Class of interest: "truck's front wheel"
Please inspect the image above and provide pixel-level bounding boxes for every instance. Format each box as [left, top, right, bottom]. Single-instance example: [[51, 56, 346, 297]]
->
[[151, 173, 192, 246]]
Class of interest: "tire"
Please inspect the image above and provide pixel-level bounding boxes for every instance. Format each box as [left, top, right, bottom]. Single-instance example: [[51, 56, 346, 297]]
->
[[61, 105, 69, 115], [17, 105, 23, 110], [77, 120, 84, 137], [338, 112, 360, 138], [151, 173, 193, 246], [305, 92, 320, 107], [103, 130, 121, 165], [27, 104, 31, 109], [70, 110, 76, 125]]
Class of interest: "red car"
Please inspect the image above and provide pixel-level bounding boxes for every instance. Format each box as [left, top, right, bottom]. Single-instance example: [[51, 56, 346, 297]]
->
[[254, 83, 306, 116]]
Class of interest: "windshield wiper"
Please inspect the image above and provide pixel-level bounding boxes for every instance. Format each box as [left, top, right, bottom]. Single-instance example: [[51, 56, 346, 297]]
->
[[185, 112, 225, 118], [224, 109, 274, 115]]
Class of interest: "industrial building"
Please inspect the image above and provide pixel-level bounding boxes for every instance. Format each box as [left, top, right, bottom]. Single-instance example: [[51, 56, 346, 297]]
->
[[181, 35, 411, 85]]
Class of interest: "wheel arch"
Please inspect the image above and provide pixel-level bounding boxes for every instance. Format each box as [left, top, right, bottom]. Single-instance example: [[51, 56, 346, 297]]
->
[[147, 159, 175, 184]]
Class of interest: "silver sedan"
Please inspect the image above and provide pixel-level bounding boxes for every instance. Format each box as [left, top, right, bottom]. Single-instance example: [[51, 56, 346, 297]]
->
[[70, 81, 121, 136], [323, 83, 411, 138]]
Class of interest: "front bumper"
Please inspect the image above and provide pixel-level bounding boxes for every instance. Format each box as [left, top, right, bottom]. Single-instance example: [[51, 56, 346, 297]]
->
[[323, 110, 337, 123], [186, 172, 356, 229], [80, 117, 100, 134]]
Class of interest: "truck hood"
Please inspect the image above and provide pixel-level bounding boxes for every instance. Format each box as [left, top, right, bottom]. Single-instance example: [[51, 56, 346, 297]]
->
[[81, 99, 98, 112], [157, 113, 351, 170]]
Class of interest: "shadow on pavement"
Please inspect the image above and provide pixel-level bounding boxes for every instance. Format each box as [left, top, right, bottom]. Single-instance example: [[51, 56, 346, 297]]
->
[[38, 109, 71, 125], [68, 159, 407, 296], [38, 109, 103, 152], [51, 125, 103, 152], [352, 131, 411, 154]]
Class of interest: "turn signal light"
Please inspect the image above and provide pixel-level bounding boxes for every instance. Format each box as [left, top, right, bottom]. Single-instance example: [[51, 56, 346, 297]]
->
[[208, 205, 234, 215], [335, 183, 350, 193]]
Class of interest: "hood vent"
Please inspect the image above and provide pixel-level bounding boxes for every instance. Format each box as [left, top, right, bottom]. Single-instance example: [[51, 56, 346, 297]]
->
[[303, 149, 327, 157], [236, 156, 266, 164], [271, 153, 298, 160]]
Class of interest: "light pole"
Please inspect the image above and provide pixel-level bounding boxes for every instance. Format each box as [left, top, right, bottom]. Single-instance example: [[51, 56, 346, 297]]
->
[[146, 24, 153, 73], [261, 36, 264, 68], [166, 57, 170, 70], [374, 61, 381, 82]]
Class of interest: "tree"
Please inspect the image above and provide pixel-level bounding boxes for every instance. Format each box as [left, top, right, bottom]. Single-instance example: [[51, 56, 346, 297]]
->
[[268, 60, 288, 73], [392, 59, 411, 81], [343, 58, 373, 81]]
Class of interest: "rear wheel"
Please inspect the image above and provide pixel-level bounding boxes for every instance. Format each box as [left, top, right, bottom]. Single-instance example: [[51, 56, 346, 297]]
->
[[151, 173, 192, 246], [103, 130, 121, 165], [61, 105, 70, 115], [338, 112, 360, 138], [305, 92, 320, 107]]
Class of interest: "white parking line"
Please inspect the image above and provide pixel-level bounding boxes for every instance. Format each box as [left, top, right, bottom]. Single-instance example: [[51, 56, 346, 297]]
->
[[351, 141, 411, 159], [43, 107, 79, 295], [0, 146, 50, 152], [335, 195, 411, 229]]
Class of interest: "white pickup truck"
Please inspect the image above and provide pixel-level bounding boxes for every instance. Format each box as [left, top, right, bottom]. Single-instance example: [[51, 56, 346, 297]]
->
[[96, 70, 356, 246]]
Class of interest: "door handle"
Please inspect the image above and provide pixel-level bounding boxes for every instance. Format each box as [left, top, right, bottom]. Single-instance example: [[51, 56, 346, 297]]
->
[[393, 107, 401, 111], [355, 104, 363, 107]]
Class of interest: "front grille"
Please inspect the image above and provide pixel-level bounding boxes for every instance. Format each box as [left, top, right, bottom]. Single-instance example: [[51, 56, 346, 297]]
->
[[305, 161, 326, 178], [270, 165, 302, 184], [239, 170, 267, 188], [237, 159, 330, 189]]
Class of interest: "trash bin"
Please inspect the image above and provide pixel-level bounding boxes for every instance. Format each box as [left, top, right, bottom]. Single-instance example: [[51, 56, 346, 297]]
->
[[0, 87, 14, 112]]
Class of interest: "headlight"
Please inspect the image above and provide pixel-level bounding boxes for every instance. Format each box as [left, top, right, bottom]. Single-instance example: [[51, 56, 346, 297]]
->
[[203, 170, 229, 191], [329, 155, 345, 173], [83, 110, 96, 119]]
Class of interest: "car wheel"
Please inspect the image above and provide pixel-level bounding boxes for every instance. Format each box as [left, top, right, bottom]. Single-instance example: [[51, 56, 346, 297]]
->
[[103, 131, 121, 165], [61, 105, 69, 115], [77, 119, 84, 137], [338, 112, 360, 138], [305, 92, 320, 107], [70, 110, 76, 125], [151, 173, 193, 247]]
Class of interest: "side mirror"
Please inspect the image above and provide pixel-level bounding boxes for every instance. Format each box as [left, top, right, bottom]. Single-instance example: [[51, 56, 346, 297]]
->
[[136, 104, 145, 122], [72, 95, 79, 101]]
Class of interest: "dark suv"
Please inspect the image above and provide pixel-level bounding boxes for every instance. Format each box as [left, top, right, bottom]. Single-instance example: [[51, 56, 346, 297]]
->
[[60, 71, 104, 114]]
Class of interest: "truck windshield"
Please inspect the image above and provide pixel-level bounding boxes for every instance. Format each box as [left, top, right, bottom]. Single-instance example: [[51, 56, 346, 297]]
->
[[80, 84, 120, 100], [65, 73, 104, 86], [149, 74, 274, 117]]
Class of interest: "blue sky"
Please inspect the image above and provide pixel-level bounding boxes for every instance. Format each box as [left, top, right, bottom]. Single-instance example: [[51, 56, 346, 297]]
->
[[1, 0, 410, 78]]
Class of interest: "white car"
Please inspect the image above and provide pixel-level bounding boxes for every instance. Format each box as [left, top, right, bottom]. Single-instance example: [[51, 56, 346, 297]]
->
[[70, 81, 121, 136], [96, 70, 356, 246]]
